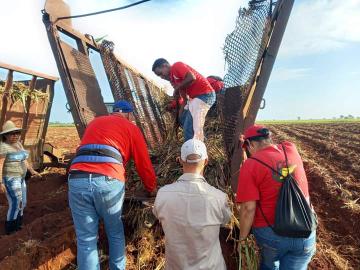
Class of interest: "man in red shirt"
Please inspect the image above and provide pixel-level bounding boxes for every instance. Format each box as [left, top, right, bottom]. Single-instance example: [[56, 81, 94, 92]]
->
[[152, 58, 216, 141], [165, 76, 224, 112], [236, 124, 316, 270], [68, 100, 157, 270]]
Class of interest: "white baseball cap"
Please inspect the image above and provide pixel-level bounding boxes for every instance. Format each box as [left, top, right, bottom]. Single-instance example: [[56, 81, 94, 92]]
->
[[181, 139, 208, 163]]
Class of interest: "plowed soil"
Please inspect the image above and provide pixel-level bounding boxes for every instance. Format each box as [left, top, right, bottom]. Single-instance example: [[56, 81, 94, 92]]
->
[[267, 123, 360, 270], [0, 123, 358, 269]]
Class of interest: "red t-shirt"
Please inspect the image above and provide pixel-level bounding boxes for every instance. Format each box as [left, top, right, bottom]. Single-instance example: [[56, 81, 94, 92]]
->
[[70, 115, 157, 192], [236, 141, 310, 228], [207, 77, 224, 92], [170, 62, 214, 99]]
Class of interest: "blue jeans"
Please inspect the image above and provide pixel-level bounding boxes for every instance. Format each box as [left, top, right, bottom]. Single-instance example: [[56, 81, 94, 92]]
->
[[180, 91, 216, 142], [68, 174, 126, 270], [180, 109, 193, 141], [197, 91, 216, 105], [252, 227, 316, 270], [4, 176, 26, 221]]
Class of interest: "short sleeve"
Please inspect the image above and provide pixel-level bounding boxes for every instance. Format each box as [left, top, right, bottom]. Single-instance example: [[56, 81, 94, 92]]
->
[[236, 160, 260, 202], [171, 62, 192, 80]]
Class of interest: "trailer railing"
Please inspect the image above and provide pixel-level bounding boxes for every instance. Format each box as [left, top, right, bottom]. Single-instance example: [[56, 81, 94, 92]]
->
[[0, 62, 58, 169], [43, 2, 166, 149]]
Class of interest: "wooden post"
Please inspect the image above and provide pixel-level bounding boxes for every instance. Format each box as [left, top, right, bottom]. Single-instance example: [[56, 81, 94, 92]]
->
[[0, 70, 14, 126], [21, 75, 37, 142]]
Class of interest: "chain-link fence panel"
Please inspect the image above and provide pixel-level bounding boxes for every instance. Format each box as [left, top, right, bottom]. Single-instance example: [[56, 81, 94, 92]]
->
[[223, 0, 271, 90], [221, 0, 272, 158], [100, 40, 166, 149]]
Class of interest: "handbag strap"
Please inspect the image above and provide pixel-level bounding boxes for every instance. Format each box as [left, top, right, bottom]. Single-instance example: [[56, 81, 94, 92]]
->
[[250, 157, 284, 178]]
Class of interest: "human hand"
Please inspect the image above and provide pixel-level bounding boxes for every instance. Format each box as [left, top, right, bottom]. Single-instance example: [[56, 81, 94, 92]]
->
[[31, 171, 42, 178], [239, 134, 245, 146]]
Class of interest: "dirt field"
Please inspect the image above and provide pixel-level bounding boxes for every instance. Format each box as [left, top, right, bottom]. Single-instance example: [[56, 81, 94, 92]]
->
[[0, 123, 359, 269]]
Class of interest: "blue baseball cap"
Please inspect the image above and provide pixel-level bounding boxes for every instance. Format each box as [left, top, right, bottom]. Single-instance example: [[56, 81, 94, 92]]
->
[[113, 100, 134, 113]]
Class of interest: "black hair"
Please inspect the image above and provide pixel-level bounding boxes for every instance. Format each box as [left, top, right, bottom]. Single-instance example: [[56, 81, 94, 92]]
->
[[152, 58, 169, 72]]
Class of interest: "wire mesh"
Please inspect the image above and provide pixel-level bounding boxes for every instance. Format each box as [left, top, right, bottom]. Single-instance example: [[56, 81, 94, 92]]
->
[[221, 0, 272, 160], [223, 0, 271, 90], [99, 40, 166, 148]]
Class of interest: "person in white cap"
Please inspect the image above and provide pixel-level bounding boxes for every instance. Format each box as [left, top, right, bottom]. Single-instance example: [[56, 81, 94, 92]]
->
[[0, 120, 40, 235], [153, 139, 231, 270]]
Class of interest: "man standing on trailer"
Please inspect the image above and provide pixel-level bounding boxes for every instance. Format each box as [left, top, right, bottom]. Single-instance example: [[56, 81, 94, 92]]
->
[[152, 58, 216, 141], [68, 100, 157, 270], [236, 124, 316, 270]]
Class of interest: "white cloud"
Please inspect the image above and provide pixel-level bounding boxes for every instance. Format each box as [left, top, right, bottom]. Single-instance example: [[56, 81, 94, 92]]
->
[[280, 0, 360, 57], [271, 67, 311, 82]]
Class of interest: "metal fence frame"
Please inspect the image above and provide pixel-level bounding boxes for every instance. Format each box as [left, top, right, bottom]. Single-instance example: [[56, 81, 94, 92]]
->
[[43, 7, 166, 149], [0, 62, 58, 169]]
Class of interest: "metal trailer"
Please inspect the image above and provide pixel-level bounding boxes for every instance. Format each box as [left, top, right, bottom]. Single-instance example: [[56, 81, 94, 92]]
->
[[0, 62, 58, 169], [42, 0, 293, 191], [42, 0, 166, 149]]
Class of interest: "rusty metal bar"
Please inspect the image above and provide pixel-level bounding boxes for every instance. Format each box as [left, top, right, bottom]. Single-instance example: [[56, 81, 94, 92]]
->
[[0, 70, 14, 125], [21, 75, 37, 141], [0, 62, 58, 81], [44, 0, 166, 148], [243, 0, 294, 127]]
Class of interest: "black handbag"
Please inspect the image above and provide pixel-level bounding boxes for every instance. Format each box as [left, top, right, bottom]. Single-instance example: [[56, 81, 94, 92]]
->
[[251, 144, 317, 238]]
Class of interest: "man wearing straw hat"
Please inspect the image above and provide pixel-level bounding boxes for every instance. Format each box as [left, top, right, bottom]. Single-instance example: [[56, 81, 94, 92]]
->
[[0, 120, 41, 234], [68, 100, 157, 270], [153, 139, 231, 270]]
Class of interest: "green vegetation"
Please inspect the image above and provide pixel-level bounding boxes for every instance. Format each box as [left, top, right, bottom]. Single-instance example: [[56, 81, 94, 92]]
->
[[48, 122, 75, 127]]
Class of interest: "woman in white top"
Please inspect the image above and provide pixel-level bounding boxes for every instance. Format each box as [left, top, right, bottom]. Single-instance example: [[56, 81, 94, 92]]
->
[[0, 121, 40, 234]]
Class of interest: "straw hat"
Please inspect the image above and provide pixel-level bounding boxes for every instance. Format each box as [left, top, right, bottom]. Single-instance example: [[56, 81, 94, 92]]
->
[[0, 121, 22, 135]]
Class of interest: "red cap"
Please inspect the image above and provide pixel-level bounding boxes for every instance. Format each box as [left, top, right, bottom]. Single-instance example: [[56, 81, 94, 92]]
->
[[243, 124, 269, 140]]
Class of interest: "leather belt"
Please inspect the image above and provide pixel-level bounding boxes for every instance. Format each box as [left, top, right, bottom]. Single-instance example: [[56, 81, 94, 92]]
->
[[69, 171, 105, 179]]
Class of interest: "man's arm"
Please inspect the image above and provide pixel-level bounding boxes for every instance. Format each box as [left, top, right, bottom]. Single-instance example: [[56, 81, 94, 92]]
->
[[131, 127, 157, 193], [173, 72, 195, 96], [239, 200, 256, 239]]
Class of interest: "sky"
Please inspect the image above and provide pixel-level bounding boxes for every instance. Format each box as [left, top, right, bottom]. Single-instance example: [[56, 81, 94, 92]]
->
[[0, 0, 359, 122]]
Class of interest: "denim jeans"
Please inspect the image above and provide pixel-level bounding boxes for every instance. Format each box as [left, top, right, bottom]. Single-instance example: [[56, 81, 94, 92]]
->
[[180, 109, 193, 142], [180, 91, 216, 142], [4, 176, 26, 221], [252, 227, 316, 270], [68, 174, 126, 270]]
